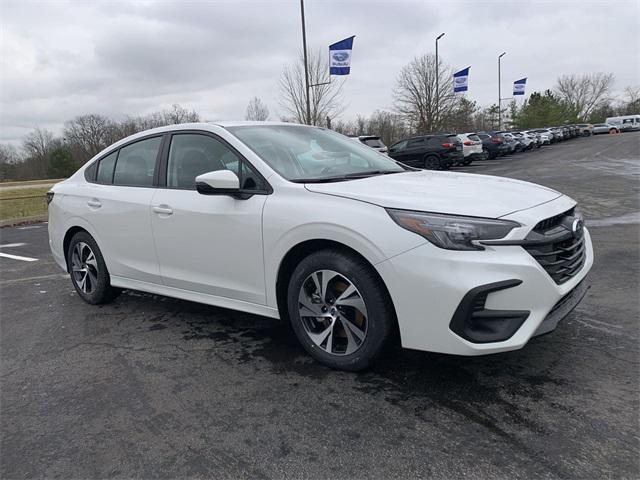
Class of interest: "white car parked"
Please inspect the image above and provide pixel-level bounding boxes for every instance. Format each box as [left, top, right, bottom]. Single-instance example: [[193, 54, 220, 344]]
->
[[456, 133, 484, 165], [350, 135, 388, 154], [528, 130, 552, 145], [48, 122, 593, 371]]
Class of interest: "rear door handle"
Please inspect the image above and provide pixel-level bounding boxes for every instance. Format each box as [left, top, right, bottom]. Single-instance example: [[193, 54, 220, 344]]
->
[[87, 198, 101, 208], [153, 205, 173, 215]]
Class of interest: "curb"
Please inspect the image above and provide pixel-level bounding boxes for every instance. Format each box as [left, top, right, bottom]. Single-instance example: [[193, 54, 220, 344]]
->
[[0, 215, 47, 228]]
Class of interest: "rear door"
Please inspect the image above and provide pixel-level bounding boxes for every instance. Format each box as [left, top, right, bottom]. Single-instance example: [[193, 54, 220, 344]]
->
[[76, 135, 163, 284]]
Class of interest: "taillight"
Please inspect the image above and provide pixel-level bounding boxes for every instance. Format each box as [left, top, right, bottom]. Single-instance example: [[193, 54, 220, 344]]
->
[[490, 138, 501, 143], [463, 140, 473, 146], [442, 142, 454, 148]]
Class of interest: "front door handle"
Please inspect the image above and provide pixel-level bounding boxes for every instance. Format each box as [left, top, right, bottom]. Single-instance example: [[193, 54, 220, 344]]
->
[[153, 205, 173, 216], [87, 198, 102, 208]]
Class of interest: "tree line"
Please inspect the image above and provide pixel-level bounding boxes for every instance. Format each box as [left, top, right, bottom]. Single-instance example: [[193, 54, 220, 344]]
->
[[0, 104, 199, 181], [2, 49, 638, 182]]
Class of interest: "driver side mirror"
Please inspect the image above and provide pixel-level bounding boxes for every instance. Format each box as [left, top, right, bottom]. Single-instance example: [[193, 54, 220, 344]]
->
[[195, 170, 240, 196]]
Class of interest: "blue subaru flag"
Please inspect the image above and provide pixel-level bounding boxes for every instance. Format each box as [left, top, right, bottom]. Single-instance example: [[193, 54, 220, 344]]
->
[[453, 67, 470, 93], [329, 36, 355, 75], [513, 78, 527, 95]]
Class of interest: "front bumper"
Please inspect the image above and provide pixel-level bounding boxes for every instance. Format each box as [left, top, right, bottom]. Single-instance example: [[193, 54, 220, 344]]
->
[[375, 202, 594, 356]]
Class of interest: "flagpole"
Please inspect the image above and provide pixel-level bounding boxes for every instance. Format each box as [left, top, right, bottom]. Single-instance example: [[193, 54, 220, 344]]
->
[[435, 33, 445, 131], [300, 0, 311, 125], [498, 52, 506, 130]]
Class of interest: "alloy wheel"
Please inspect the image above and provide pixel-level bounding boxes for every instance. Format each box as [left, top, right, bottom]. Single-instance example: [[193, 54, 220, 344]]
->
[[298, 269, 368, 356], [71, 242, 98, 294]]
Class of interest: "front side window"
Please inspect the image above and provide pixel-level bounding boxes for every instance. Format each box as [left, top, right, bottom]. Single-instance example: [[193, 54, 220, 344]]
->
[[391, 140, 408, 151], [227, 125, 405, 182], [113, 137, 161, 186], [167, 133, 264, 190]]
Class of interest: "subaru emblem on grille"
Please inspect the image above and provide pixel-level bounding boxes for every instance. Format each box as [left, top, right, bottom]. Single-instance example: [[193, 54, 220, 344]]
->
[[572, 218, 584, 238]]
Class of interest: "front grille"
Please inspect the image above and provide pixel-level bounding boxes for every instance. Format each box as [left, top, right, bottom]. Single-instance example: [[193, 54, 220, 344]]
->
[[524, 209, 586, 285], [533, 207, 574, 232]]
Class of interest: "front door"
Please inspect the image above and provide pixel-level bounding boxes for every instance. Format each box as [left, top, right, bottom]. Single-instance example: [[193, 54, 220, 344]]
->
[[150, 132, 269, 305]]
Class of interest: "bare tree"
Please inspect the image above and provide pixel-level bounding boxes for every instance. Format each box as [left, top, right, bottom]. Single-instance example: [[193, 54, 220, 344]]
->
[[22, 127, 55, 178], [279, 48, 345, 126], [393, 53, 460, 133], [63, 114, 115, 162], [162, 103, 200, 125], [245, 97, 270, 121], [620, 85, 640, 114], [554, 73, 615, 120]]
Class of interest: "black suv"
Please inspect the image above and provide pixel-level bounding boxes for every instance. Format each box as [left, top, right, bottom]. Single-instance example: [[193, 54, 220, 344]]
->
[[388, 134, 463, 170]]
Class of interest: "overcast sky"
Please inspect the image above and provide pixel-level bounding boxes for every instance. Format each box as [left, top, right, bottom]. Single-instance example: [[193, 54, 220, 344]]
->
[[1, 0, 638, 144]]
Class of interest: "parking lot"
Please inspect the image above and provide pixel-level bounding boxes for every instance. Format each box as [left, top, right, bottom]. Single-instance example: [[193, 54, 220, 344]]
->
[[1, 133, 638, 478]]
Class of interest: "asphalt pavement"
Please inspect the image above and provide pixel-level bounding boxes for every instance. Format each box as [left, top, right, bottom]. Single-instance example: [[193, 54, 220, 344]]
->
[[1, 133, 639, 479]]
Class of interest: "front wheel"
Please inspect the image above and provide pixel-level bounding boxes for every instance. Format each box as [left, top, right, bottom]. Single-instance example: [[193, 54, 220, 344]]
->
[[67, 231, 120, 304], [286, 250, 395, 371]]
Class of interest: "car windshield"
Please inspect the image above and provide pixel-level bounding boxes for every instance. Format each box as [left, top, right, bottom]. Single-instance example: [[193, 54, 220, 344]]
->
[[227, 125, 405, 182]]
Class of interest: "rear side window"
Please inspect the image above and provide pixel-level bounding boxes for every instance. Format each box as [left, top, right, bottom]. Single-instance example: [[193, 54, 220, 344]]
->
[[96, 151, 117, 184], [113, 137, 161, 186], [407, 138, 425, 147]]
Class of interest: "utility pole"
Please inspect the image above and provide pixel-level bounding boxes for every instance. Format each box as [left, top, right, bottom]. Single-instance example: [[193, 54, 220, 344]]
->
[[435, 32, 445, 131], [300, 0, 311, 125], [498, 52, 506, 130]]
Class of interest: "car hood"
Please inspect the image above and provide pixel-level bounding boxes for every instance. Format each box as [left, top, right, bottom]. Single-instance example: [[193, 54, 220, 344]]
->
[[304, 170, 562, 218]]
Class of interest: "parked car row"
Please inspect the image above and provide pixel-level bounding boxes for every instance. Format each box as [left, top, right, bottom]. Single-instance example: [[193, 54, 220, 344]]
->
[[383, 126, 576, 169], [352, 115, 638, 170]]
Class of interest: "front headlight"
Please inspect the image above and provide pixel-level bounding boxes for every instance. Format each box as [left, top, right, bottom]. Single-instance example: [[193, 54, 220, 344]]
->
[[387, 209, 520, 251]]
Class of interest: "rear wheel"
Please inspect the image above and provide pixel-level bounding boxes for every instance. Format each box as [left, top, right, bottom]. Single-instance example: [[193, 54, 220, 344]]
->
[[423, 155, 440, 170], [287, 250, 395, 371], [67, 231, 120, 304]]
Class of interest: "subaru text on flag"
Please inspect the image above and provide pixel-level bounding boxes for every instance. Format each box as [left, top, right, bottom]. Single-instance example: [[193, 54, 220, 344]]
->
[[48, 122, 593, 371]]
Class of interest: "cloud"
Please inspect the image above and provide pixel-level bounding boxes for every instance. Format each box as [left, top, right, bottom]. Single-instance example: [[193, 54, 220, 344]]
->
[[1, 0, 638, 144]]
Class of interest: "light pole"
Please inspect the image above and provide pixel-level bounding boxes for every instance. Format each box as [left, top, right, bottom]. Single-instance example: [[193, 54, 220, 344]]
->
[[498, 52, 506, 130], [435, 32, 445, 131], [300, 0, 311, 125]]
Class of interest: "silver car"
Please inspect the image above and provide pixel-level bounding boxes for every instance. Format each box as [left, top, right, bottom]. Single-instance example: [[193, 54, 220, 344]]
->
[[592, 123, 620, 135]]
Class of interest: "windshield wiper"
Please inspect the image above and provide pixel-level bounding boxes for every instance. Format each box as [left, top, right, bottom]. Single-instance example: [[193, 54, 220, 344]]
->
[[290, 170, 405, 184], [342, 170, 404, 178]]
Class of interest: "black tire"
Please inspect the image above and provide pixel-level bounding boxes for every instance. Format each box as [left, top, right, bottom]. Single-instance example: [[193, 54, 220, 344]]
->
[[423, 155, 440, 170], [67, 231, 120, 305], [286, 249, 395, 371], [463, 158, 472, 166]]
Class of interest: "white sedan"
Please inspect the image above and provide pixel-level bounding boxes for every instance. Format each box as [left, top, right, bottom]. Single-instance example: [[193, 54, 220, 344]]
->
[[48, 122, 593, 370]]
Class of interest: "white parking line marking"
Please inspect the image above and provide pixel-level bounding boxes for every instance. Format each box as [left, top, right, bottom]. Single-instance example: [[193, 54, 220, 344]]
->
[[0, 243, 27, 248], [0, 252, 38, 262], [17, 225, 42, 230]]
